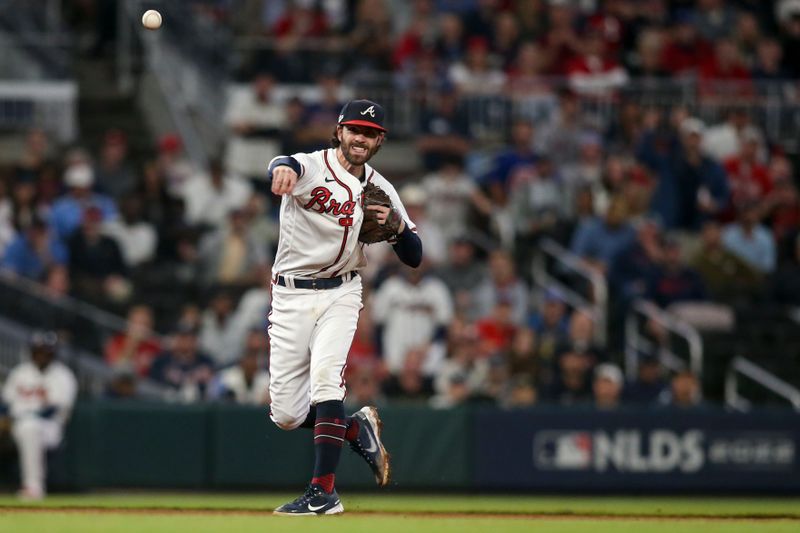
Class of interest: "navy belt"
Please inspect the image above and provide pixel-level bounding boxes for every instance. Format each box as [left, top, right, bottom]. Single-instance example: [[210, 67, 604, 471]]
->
[[275, 272, 358, 290]]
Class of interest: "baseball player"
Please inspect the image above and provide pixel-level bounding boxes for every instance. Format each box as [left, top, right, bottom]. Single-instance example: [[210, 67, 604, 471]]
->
[[1, 331, 77, 500], [267, 100, 422, 515]]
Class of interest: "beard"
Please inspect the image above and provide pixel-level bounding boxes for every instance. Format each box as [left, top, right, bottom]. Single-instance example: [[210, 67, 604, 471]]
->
[[340, 136, 377, 166]]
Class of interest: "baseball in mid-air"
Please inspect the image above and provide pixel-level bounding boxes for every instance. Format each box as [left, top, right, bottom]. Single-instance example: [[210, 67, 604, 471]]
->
[[142, 9, 162, 30]]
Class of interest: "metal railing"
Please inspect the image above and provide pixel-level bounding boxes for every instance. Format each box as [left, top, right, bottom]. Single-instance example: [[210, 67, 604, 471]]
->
[[118, 0, 221, 169], [532, 238, 608, 346], [725, 356, 800, 412], [624, 300, 704, 380], [0, 81, 77, 142]]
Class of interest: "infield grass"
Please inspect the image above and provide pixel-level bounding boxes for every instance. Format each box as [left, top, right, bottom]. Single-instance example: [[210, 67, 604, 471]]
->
[[1, 493, 798, 533]]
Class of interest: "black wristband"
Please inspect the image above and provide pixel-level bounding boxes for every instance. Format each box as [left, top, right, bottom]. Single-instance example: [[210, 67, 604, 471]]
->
[[267, 156, 302, 181]]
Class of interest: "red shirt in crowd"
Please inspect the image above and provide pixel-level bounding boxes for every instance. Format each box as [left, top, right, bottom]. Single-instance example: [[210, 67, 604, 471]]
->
[[104, 335, 162, 377]]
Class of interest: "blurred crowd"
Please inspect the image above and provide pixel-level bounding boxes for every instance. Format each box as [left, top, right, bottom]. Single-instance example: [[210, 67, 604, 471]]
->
[[1, 0, 800, 411]]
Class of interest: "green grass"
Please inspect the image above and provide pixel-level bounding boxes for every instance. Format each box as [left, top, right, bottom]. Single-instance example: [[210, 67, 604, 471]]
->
[[1, 493, 799, 533]]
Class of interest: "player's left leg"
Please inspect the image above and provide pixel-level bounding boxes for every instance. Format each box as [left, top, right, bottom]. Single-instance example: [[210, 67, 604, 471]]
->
[[11, 417, 61, 500]]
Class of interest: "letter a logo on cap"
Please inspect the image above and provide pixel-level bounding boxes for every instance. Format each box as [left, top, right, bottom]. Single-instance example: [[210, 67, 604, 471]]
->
[[360, 105, 376, 117]]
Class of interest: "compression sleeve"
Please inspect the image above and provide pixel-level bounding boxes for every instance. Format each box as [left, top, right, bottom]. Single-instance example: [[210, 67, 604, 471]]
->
[[267, 156, 302, 181], [392, 224, 423, 268]]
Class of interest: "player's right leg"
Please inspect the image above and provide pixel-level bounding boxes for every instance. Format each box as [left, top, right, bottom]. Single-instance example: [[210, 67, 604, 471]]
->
[[267, 283, 316, 430], [11, 417, 47, 500]]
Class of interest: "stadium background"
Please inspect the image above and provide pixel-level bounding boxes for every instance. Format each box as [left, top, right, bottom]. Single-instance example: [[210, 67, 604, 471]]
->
[[0, 0, 800, 508]]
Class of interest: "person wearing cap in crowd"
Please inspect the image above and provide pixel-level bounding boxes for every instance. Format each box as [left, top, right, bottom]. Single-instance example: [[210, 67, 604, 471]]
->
[[637, 115, 729, 231], [49, 164, 117, 241], [182, 157, 253, 230], [67, 205, 129, 303], [93, 128, 136, 200], [1, 331, 77, 500], [265, 99, 420, 514], [148, 322, 216, 402], [592, 362, 624, 410], [721, 199, 777, 274], [645, 234, 707, 308], [0, 216, 67, 281], [623, 351, 669, 405]]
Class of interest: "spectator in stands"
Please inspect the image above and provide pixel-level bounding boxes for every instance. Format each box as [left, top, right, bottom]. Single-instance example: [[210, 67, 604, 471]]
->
[[155, 134, 197, 197], [660, 370, 703, 409], [507, 326, 538, 383], [399, 185, 447, 265], [536, 89, 591, 171], [1, 217, 67, 280], [436, 236, 486, 318], [565, 308, 604, 363], [13, 129, 52, 183], [702, 107, 755, 163], [691, 220, 762, 302], [183, 158, 252, 229], [211, 328, 270, 404], [732, 11, 762, 68], [228, 263, 272, 341], [483, 119, 540, 205], [1, 331, 77, 500], [224, 74, 287, 181], [345, 0, 394, 73], [301, 71, 345, 150], [49, 164, 117, 241], [104, 305, 161, 378], [149, 323, 215, 402], [67, 206, 130, 303], [566, 24, 629, 97], [752, 38, 791, 82], [777, 0, 800, 76], [511, 156, 565, 260], [539, 0, 581, 75], [491, 11, 521, 69], [502, 375, 538, 408], [506, 42, 556, 116], [592, 363, 624, 410], [9, 173, 41, 234], [645, 235, 706, 308], [763, 156, 800, 245], [392, 0, 436, 70], [637, 116, 729, 230], [416, 87, 472, 172], [570, 195, 636, 276], [344, 362, 385, 409], [434, 12, 465, 65], [660, 10, 713, 76], [475, 299, 517, 357], [562, 132, 606, 211], [198, 207, 269, 287], [527, 287, 569, 368], [474, 249, 529, 325], [699, 38, 753, 99], [448, 36, 506, 95], [102, 195, 157, 269], [432, 338, 487, 409], [693, 0, 738, 42], [382, 347, 434, 401], [609, 217, 664, 306], [721, 127, 771, 222], [629, 28, 669, 81], [372, 264, 453, 381], [545, 349, 593, 406], [624, 353, 669, 405], [422, 156, 493, 244], [721, 201, 776, 274], [93, 129, 136, 200], [199, 291, 243, 366]]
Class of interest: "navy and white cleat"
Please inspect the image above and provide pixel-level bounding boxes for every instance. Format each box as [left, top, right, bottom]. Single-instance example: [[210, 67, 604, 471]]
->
[[273, 484, 344, 516], [349, 406, 391, 487]]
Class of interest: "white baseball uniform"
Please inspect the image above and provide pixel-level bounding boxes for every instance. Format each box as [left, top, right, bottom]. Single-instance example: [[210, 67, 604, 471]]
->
[[267, 148, 415, 429], [2, 360, 78, 496]]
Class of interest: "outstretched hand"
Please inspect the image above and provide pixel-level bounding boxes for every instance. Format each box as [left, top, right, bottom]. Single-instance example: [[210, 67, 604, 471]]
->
[[271, 166, 298, 195]]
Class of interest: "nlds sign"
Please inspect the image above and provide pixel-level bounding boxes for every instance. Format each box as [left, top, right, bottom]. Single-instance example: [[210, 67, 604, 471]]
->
[[534, 430, 705, 473]]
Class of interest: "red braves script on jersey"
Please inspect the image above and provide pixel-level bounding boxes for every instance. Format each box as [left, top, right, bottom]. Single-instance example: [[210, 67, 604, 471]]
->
[[304, 186, 357, 226]]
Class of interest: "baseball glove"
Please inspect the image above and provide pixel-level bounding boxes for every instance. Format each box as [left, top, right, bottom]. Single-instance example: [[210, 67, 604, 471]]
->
[[359, 183, 403, 244]]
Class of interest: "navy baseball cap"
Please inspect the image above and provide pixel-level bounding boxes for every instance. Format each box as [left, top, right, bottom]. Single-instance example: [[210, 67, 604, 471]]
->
[[338, 99, 387, 132]]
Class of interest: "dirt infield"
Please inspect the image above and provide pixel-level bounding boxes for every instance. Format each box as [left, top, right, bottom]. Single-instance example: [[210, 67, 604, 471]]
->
[[1, 506, 798, 522]]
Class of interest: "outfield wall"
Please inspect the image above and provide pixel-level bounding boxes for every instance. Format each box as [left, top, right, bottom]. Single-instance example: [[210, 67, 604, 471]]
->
[[41, 402, 800, 493]]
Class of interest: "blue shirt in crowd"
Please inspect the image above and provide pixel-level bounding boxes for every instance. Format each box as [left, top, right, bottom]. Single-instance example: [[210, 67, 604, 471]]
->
[[0, 233, 68, 279]]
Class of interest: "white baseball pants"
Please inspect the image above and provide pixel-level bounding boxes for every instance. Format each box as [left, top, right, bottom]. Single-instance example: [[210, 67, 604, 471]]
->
[[268, 275, 362, 430], [12, 416, 63, 496]]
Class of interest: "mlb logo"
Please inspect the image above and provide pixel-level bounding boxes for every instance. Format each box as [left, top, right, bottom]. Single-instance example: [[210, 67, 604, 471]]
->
[[533, 431, 593, 470]]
